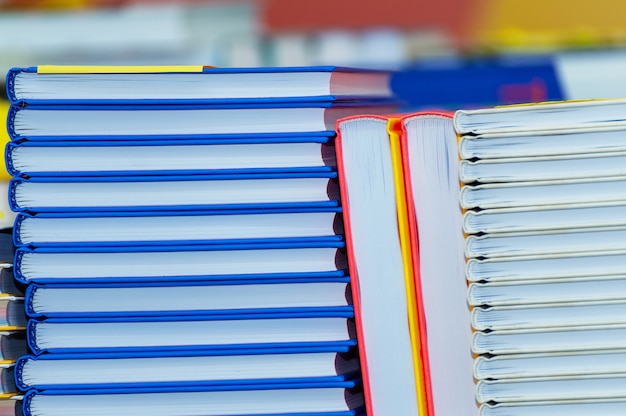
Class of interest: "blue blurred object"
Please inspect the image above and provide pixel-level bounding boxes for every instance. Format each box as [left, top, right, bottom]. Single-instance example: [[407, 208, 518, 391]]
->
[[391, 55, 564, 111]]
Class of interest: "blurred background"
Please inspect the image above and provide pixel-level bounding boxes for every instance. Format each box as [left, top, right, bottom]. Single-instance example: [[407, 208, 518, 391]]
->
[[3, 0, 626, 108]]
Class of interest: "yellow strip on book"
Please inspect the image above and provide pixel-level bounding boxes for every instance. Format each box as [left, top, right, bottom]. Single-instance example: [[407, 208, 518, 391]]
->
[[387, 118, 428, 416], [37, 65, 205, 74]]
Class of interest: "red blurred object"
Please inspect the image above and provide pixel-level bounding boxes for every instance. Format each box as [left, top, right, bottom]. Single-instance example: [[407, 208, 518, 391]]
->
[[262, 0, 479, 38]]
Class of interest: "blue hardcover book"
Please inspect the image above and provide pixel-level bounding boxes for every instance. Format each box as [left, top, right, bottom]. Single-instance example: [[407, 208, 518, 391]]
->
[[7, 101, 398, 141], [15, 343, 359, 391], [9, 172, 340, 213], [6, 65, 392, 105], [5, 135, 336, 177], [24, 277, 352, 319], [26, 309, 355, 354], [13, 208, 343, 248], [21, 381, 364, 416], [14, 241, 347, 284]]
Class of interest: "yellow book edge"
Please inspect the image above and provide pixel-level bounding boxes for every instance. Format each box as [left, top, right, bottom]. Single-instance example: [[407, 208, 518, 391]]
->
[[37, 65, 206, 74], [387, 118, 429, 416]]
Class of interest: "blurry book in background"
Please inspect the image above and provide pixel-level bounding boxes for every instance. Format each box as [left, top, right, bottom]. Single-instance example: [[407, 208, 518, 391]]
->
[[391, 56, 564, 111]]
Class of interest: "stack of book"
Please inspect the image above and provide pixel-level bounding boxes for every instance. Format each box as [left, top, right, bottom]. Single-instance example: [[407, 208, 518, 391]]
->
[[0, 234, 28, 415], [455, 99, 626, 415], [4, 65, 398, 416]]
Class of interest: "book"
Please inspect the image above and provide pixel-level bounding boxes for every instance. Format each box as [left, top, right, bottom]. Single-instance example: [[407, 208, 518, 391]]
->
[[469, 277, 626, 306], [25, 279, 352, 318], [458, 125, 626, 160], [0, 332, 27, 362], [336, 112, 475, 415], [6, 136, 337, 177], [7, 66, 393, 105], [9, 172, 340, 213], [13, 208, 343, 247], [0, 365, 17, 397], [27, 311, 355, 354], [456, 99, 626, 414], [465, 226, 626, 258], [15, 345, 359, 390], [463, 202, 626, 234], [0, 398, 19, 416], [0, 298, 26, 331], [476, 375, 626, 403], [7, 102, 397, 141], [14, 242, 347, 284], [0, 182, 16, 231], [475, 350, 626, 380], [454, 98, 626, 134], [20, 383, 364, 416]]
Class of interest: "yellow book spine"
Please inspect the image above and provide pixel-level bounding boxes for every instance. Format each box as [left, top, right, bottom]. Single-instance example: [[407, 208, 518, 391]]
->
[[387, 118, 428, 416]]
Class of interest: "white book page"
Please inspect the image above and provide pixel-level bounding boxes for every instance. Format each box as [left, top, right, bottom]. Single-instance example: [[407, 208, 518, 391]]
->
[[11, 142, 329, 173], [22, 351, 350, 385], [14, 177, 333, 209], [473, 301, 626, 331], [34, 317, 351, 350], [465, 226, 626, 258], [459, 125, 626, 159], [19, 211, 338, 244], [473, 325, 626, 355], [14, 107, 329, 136], [477, 375, 626, 403], [404, 114, 476, 415], [454, 98, 626, 134], [460, 152, 626, 184], [32, 282, 349, 314], [14, 72, 336, 100], [29, 387, 357, 416], [461, 176, 626, 210], [475, 350, 626, 380], [468, 277, 626, 306], [463, 202, 626, 234], [20, 247, 341, 280], [467, 251, 626, 282]]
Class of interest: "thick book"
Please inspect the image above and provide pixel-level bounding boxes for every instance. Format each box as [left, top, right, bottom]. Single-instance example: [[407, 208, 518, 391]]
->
[[26, 310, 355, 354], [475, 349, 626, 380], [468, 277, 626, 307], [7, 102, 397, 141], [15, 344, 359, 391], [463, 202, 626, 234], [336, 112, 475, 415], [21, 382, 364, 416], [458, 125, 626, 160], [6, 136, 337, 177], [9, 172, 340, 213], [14, 242, 347, 284], [7, 65, 393, 105], [13, 208, 343, 248], [24, 279, 352, 318], [454, 98, 626, 134]]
